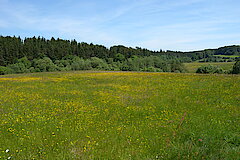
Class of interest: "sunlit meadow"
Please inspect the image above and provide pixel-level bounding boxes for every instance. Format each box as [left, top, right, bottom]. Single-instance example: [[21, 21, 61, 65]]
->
[[0, 71, 239, 159]]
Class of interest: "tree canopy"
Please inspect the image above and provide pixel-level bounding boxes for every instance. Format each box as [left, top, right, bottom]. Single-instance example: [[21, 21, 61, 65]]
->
[[0, 36, 239, 75]]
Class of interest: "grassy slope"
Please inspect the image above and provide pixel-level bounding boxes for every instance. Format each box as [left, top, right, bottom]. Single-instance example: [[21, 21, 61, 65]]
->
[[184, 62, 235, 73], [0, 71, 239, 159], [213, 55, 240, 58]]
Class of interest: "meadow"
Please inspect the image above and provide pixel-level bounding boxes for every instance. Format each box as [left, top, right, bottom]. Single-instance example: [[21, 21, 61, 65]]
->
[[184, 62, 235, 73], [213, 55, 240, 58], [0, 71, 239, 159]]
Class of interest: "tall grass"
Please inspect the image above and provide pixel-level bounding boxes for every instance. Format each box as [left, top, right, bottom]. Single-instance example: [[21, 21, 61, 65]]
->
[[0, 71, 239, 159]]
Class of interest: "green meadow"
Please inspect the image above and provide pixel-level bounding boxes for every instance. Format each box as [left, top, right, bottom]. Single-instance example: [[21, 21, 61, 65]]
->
[[213, 55, 240, 58], [0, 71, 239, 159]]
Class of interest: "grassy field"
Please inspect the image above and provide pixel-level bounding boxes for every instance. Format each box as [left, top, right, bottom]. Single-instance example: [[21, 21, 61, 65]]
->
[[213, 55, 240, 58], [0, 71, 240, 159], [184, 62, 235, 73]]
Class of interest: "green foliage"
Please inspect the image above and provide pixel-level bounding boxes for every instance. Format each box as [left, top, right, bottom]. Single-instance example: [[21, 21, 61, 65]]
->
[[232, 60, 240, 74], [0, 36, 240, 67], [17, 57, 31, 68], [184, 62, 235, 73], [89, 57, 107, 70], [170, 61, 186, 73], [0, 66, 13, 75], [126, 58, 140, 71], [142, 66, 157, 72], [196, 65, 224, 74], [7, 63, 29, 73], [114, 53, 125, 62], [1, 36, 239, 75], [120, 61, 129, 71], [0, 66, 6, 75], [0, 54, 189, 75], [215, 45, 240, 55], [33, 57, 57, 72], [70, 58, 88, 71], [7, 57, 32, 74]]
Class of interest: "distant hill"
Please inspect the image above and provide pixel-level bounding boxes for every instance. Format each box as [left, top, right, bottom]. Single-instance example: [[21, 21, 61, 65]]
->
[[214, 45, 240, 55]]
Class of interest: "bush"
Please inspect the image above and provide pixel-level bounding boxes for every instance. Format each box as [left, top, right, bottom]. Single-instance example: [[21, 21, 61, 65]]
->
[[8, 63, 30, 73], [0, 66, 6, 75], [71, 58, 86, 70], [156, 68, 163, 72], [144, 67, 157, 72], [170, 61, 186, 73], [108, 63, 120, 71], [17, 57, 31, 68], [0, 66, 13, 75], [127, 58, 140, 71], [174, 70, 181, 73], [196, 65, 223, 74], [33, 57, 57, 72], [120, 62, 130, 71], [90, 57, 109, 70], [224, 69, 232, 74], [5, 57, 32, 74], [0, 55, 189, 75], [215, 67, 224, 74], [232, 60, 240, 74], [114, 53, 125, 62]]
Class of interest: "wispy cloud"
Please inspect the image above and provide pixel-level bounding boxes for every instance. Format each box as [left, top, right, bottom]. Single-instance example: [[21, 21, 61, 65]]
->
[[0, 0, 240, 51], [0, 0, 131, 45], [138, 19, 240, 51]]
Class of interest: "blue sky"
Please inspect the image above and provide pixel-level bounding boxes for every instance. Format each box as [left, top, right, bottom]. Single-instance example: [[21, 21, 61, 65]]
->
[[0, 0, 240, 51]]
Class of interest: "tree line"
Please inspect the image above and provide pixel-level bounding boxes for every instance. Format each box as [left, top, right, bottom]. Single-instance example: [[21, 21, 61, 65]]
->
[[0, 55, 186, 75], [1, 36, 240, 65], [0, 36, 240, 75]]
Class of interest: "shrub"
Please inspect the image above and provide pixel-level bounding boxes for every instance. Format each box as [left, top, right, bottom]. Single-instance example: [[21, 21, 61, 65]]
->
[[232, 60, 240, 74], [196, 65, 223, 74], [8, 63, 30, 73], [90, 57, 109, 70], [215, 67, 224, 74], [145, 67, 157, 72], [17, 57, 31, 68], [0, 66, 13, 75], [71, 58, 85, 70], [114, 53, 125, 62], [33, 57, 57, 72], [120, 62, 130, 71], [156, 68, 163, 72], [170, 61, 186, 73]]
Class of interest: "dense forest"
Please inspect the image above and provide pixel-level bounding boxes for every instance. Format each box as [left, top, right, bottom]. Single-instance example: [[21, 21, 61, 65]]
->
[[0, 36, 240, 75]]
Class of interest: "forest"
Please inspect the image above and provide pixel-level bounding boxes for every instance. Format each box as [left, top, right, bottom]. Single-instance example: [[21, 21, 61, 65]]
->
[[0, 36, 240, 75]]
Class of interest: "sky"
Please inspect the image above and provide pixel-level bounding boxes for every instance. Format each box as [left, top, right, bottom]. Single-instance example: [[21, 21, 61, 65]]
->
[[0, 0, 240, 51]]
